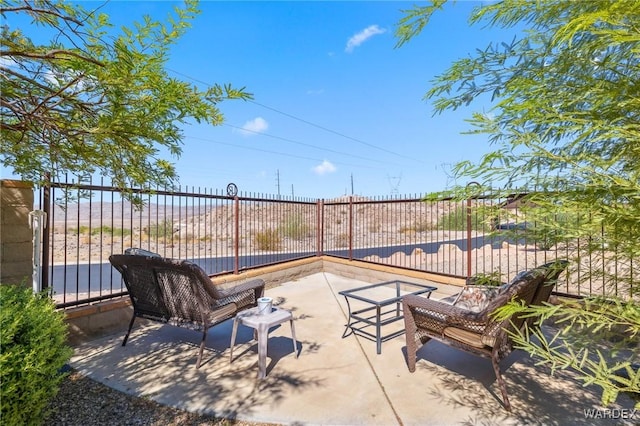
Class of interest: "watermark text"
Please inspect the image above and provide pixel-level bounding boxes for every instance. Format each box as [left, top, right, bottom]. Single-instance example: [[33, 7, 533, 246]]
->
[[584, 408, 638, 420]]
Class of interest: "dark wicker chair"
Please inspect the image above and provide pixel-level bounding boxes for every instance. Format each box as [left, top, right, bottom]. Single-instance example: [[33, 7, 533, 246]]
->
[[402, 260, 568, 410], [109, 253, 265, 368], [529, 260, 569, 306]]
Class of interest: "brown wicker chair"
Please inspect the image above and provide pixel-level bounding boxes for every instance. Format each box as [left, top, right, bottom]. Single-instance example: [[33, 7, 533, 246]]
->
[[109, 254, 265, 368], [402, 261, 568, 410], [529, 260, 569, 306]]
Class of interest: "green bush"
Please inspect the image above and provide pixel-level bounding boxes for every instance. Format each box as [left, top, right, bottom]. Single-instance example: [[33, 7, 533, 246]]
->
[[254, 229, 282, 251], [68, 225, 131, 237], [144, 219, 174, 239], [279, 214, 311, 239], [91, 225, 131, 237], [0, 284, 72, 425]]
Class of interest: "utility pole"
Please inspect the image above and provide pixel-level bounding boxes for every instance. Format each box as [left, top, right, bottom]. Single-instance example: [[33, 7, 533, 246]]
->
[[276, 169, 281, 198], [351, 173, 354, 195], [291, 184, 294, 197]]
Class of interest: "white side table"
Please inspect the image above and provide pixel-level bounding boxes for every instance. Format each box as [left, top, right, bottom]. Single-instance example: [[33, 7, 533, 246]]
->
[[230, 306, 297, 379]]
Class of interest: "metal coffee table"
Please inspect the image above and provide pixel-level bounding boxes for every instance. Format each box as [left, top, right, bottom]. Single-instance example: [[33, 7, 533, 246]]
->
[[339, 280, 437, 354]]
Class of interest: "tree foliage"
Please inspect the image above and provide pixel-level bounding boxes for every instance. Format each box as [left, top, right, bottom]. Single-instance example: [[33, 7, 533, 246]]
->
[[396, 0, 639, 407], [0, 0, 251, 197]]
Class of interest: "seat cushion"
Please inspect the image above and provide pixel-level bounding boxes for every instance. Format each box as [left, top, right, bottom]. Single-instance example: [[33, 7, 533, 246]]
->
[[452, 285, 502, 312], [443, 326, 497, 348], [207, 302, 239, 325], [443, 327, 487, 348]]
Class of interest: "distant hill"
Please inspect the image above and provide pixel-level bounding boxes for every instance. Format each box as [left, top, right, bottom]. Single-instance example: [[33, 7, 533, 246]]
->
[[50, 201, 202, 227]]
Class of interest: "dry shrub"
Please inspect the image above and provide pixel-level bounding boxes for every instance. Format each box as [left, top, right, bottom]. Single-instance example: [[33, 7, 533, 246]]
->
[[254, 229, 281, 251], [335, 233, 350, 248]]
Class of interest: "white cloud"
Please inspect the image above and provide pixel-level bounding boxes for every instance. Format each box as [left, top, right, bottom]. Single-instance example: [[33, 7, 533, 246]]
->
[[312, 160, 336, 175], [345, 25, 386, 53], [236, 117, 269, 136]]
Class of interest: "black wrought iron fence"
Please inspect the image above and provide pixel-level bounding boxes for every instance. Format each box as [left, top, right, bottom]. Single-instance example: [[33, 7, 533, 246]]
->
[[38, 177, 634, 308]]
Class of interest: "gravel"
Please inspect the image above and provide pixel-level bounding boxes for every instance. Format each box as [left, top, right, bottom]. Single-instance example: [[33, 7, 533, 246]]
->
[[44, 369, 275, 426]]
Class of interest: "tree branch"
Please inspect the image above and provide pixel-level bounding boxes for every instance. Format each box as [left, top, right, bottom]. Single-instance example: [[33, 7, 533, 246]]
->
[[0, 5, 83, 26], [29, 73, 83, 116], [0, 49, 104, 67], [1, 65, 85, 101]]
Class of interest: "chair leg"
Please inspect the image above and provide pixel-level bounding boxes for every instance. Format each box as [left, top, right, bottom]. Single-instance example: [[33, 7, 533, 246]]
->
[[491, 355, 511, 411], [289, 318, 298, 358], [405, 332, 418, 373], [196, 330, 207, 369], [230, 317, 240, 363], [122, 314, 136, 347]]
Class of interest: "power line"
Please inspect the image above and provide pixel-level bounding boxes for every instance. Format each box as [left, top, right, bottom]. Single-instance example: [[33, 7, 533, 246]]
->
[[247, 99, 423, 164], [183, 135, 384, 170], [223, 123, 400, 166], [166, 67, 423, 165]]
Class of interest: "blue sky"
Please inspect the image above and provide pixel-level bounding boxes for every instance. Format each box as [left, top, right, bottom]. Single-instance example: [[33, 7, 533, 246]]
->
[[5, 1, 523, 199]]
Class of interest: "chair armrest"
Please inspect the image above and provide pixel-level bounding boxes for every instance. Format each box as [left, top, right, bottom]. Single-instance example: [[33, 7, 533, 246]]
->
[[217, 278, 265, 299], [209, 279, 265, 313], [403, 294, 490, 335], [404, 294, 486, 323]]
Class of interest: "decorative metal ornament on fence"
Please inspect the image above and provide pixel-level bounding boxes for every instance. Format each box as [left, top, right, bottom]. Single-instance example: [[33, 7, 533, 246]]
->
[[226, 183, 238, 197]]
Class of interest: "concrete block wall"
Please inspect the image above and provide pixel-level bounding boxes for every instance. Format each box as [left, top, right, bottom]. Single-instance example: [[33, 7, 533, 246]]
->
[[64, 299, 133, 346], [211, 257, 323, 290], [0, 180, 34, 286]]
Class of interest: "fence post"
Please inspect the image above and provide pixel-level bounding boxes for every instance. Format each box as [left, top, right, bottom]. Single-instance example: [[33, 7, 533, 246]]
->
[[466, 181, 480, 278], [466, 197, 472, 278], [42, 175, 50, 291], [349, 196, 353, 261], [29, 210, 46, 293], [234, 196, 239, 274], [317, 199, 323, 257]]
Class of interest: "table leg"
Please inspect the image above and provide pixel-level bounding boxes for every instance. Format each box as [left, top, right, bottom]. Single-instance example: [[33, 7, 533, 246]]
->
[[341, 297, 353, 338], [257, 323, 268, 379], [290, 319, 298, 358], [230, 317, 239, 363], [376, 305, 382, 354]]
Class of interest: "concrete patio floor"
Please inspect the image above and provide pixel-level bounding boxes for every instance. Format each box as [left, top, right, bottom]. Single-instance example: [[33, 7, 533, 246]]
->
[[69, 272, 637, 425]]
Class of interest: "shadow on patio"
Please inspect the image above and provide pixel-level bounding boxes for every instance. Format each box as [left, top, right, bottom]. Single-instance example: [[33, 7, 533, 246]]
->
[[69, 272, 637, 425]]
